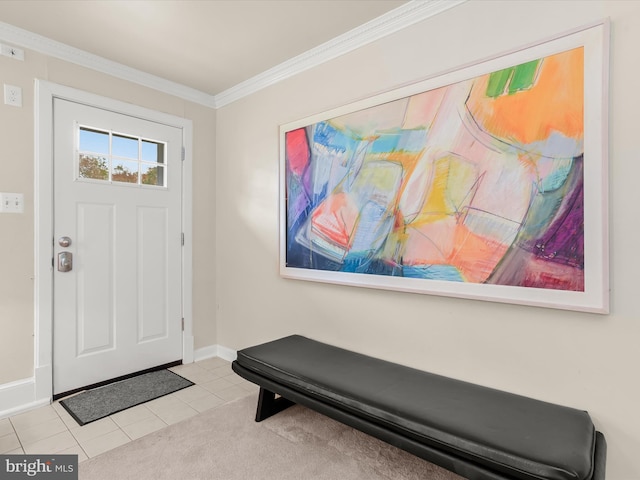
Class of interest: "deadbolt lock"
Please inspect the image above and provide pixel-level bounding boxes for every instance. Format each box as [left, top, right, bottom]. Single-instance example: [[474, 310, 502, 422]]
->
[[58, 251, 73, 272]]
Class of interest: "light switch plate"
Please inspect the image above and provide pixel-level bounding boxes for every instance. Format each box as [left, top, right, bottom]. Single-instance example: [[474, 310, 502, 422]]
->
[[0, 193, 24, 213]]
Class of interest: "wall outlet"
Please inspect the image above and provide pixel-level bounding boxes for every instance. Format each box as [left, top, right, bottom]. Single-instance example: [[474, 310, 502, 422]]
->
[[0, 193, 24, 213], [4, 84, 22, 107]]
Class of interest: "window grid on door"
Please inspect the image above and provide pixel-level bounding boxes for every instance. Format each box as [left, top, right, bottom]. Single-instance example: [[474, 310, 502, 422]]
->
[[77, 125, 167, 187]]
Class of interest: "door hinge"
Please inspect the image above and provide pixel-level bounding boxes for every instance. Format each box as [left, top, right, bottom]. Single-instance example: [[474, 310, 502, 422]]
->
[[181, 146, 185, 161], [181, 232, 185, 246], [181, 318, 185, 331]]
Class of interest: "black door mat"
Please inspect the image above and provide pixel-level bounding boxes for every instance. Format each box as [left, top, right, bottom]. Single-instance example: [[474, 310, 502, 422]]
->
[[60, 369, 194, 426]]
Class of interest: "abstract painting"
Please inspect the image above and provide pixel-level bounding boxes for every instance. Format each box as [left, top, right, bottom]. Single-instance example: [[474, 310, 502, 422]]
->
[[280, 22, 608, 313]]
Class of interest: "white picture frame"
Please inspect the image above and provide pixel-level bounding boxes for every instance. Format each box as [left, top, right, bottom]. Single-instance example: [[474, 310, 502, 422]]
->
[[279, 20, 609, 314]]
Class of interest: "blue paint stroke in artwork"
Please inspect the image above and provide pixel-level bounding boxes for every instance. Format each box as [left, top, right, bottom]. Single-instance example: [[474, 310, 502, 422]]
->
[[527, 131, 583, 161], [537, 157, 573, 193], [403, 265, 465, 282], [342, 254, 396, 275], [349, 201, 395, 254], [313, 122, 357, 154], [341, 254, 370, 273], [370, 133, 400, 153], [397, 129, 429, 152], [286, 239, 343, 271], [369, 129, 428, 155], [309, 122, 362, 206]]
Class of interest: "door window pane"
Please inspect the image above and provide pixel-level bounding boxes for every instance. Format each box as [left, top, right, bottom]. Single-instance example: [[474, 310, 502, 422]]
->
[[142, 140, 164, 164], [77, 126, 168, 187], [79, 154, 109, 180], [141, 165, 165, 186], [112, 160, 139, 184], [80, 128, 109, 155], [112, 134, 139, 159]]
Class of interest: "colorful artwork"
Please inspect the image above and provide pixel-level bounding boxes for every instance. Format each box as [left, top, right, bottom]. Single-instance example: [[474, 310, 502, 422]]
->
[[280, 23, 608, 312]]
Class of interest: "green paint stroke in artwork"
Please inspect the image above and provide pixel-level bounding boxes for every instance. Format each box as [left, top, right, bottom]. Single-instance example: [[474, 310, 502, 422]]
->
[[486, 59, 542, 98], [486, 68, 513, 98], [509, 60, 541, 93]]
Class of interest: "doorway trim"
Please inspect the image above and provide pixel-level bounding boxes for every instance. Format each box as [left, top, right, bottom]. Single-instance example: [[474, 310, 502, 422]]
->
[[34, 80, 194, 404]]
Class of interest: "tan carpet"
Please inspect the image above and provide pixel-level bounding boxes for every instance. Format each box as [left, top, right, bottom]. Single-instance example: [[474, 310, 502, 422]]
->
[[79, 394, 464, 480]]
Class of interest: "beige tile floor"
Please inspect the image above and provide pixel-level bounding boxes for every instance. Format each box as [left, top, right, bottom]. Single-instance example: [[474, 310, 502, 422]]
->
[[0, 357, 258, 462]]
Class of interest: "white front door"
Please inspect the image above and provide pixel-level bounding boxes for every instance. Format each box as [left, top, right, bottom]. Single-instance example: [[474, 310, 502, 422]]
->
[[52, 98, 184, 395]]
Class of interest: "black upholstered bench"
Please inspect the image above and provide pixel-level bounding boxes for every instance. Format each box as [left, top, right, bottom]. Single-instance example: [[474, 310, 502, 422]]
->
[[231, 335, 606, 480]]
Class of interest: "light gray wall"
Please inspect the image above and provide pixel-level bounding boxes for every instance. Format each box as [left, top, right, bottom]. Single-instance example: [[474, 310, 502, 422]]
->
[[215, 2, 640, 479]]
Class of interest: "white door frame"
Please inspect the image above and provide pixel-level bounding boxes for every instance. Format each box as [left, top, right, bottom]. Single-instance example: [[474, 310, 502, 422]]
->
[[34, 80, 194, 403]]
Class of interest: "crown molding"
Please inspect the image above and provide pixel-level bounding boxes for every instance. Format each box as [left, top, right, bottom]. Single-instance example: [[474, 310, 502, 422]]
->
[[0, 0, 466, 109], [0, 21, 218, 108], [213, 0, 467, 108]]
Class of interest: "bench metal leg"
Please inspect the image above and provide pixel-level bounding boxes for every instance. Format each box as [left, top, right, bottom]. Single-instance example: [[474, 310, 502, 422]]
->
[[255, 387, 295, 422]]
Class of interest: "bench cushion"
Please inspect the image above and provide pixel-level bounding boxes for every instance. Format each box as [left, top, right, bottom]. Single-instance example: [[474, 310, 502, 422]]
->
[[236, 335, 597, 480]]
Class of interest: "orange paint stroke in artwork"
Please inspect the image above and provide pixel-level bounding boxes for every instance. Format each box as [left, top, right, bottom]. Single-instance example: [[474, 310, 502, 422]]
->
[[448, 224, 511, 283], [395, 220, 511, 283], [467, 47, 584, 145], [311, 192, 359, 248], [399, 220, 510, 283], [400, 217, 457, 266]]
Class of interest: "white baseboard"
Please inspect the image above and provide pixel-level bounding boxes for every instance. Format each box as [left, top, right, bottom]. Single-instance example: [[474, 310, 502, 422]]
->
[[0, 374, 51, 420], [193, 344, 237, 363], [193, 345, 218, 362], [216, 345, 237, 362]]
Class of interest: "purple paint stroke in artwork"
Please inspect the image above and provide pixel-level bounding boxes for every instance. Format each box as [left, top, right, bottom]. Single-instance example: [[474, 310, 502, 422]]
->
[[287, 178, 311, 230], [532, 156, 584, 268], [302, 159, 313, 199]]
